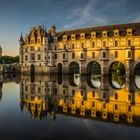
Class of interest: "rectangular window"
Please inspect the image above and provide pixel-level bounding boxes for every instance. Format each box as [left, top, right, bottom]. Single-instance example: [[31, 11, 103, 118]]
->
[[81, 43, 84, 48], [38, 47, 40, 51], [103, 52, 106, 58], [92, 52, 95, 58], [81, 100, 84, 106], [72, 43, 75, 49], [103, 92, 106, 99], [25, 48, 28, 52], [103, 41, 106, 47], [72, 90, 75, 96], [31, 53, 35, 60], [92, 42, 95, 47], [31, 46, 34, 51], [64, 44, 66, 49], [25, 55, 28, 61], [38, 54, 41, 60], [128, 40, 131, 46], [92, 91, 95, 97], [115, 40, 118, 47], [128, 51, 131, 58], [115, 93, 118, 99], [115, 51, 118, 58], [63, 53, 65, 59], [72, 53, 75, 59], [55, 54, 57, 59]]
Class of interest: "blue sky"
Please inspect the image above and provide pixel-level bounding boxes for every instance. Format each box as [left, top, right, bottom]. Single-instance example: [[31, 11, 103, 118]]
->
[[0, 0, 140, 56]]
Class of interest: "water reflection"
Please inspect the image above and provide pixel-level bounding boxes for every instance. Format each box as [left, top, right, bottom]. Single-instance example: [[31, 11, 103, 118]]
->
[[17, 74, 140, 126]]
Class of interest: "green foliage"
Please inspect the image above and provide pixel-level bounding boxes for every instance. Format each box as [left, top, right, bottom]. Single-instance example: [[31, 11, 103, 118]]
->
[[112, 62, 125, 76], [0, 55, 19, 64]]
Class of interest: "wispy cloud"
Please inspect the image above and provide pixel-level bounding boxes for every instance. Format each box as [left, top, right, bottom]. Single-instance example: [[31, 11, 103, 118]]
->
[[63, 0, 107, 29]]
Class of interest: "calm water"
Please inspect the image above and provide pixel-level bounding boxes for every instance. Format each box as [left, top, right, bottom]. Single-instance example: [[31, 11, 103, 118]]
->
[[0, 74, 140, 140]]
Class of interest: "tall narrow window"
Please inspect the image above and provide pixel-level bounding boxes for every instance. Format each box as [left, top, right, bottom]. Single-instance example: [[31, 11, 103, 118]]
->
[[92, 52, 95, 58], [103, 52, 106, 58], [63, 53, 65, 59], [81, 43, 84, 48], [81, 53, 84, 59], [72, 53, 75, 59], [72, 43, 75, 49], [92, 42, 95, 47], [115, 40, 118, 47], [115, 51, 118, 58], [38, 54, 41, 60], [115, 93, 118, 99], [128, 40, 131, 46], [103, 41, 106, 47], [55, 54, 57, 59], [64, 44, 66, 49], [128, 51, 131, 58], [31, 46, 34, 51]]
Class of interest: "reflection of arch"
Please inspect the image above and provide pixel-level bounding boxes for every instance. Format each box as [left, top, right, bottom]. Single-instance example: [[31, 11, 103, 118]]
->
[[57, 63, 62, 74], [30, 64, 35, 75], [69, 74, 80, 87], [135, 75, 140, 90], [87, 61, 101, 75], [87, 75, 101, 88], [109, 61, 126, 76], [69, 62, 79, 74], [134, 62, 140, 76], [12, 67, 16, 73]]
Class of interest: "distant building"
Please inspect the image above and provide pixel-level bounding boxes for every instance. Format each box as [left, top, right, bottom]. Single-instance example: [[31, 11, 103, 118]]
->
[[19, 23, 140, 76]]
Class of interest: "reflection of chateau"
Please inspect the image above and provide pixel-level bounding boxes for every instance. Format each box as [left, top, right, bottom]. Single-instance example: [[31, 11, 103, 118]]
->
[[19, 23, 140, 75], [20, 75, 140, 126]]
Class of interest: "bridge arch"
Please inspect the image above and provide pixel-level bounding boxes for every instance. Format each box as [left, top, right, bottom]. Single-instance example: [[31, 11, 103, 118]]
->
[[69, 61, 80, 74], [86, 61, 101, 75], [109, 61, 126, 89], [109, 61, 126, 76], [134, 62, 140, 76]]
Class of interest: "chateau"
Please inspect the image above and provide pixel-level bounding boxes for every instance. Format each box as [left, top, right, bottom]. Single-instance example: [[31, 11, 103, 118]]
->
[[19, 22, 140, 76]]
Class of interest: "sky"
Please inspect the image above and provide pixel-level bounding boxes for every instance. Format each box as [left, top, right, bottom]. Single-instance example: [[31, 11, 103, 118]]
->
[[0, 0, 140, 56]]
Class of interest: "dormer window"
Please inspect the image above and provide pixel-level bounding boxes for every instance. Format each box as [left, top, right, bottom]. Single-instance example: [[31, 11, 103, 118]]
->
[[63, 35, 67, 41], [71, 34, 76, 40], [127, 29, 132, 36], [80, 33, 85, 39], [102, 31, 107, 37], [114, 29, 119, 36], [91, 32, 96, 38]]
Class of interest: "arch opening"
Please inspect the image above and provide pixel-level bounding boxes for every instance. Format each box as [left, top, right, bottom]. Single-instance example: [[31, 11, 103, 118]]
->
[[109, 61, 126, 89], [86, 61, 101, 75], [69, 62, 80, 74]]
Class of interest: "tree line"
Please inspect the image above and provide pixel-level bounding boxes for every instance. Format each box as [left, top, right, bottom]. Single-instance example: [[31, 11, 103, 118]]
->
[[0, 55, 19, 64]]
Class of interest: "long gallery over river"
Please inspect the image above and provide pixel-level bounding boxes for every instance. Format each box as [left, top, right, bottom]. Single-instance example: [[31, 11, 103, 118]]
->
[[19, 22, 140, 76]]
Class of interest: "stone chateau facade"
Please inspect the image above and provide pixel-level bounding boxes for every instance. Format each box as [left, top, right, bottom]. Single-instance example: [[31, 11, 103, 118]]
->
[[19, 22, 140, 75]]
